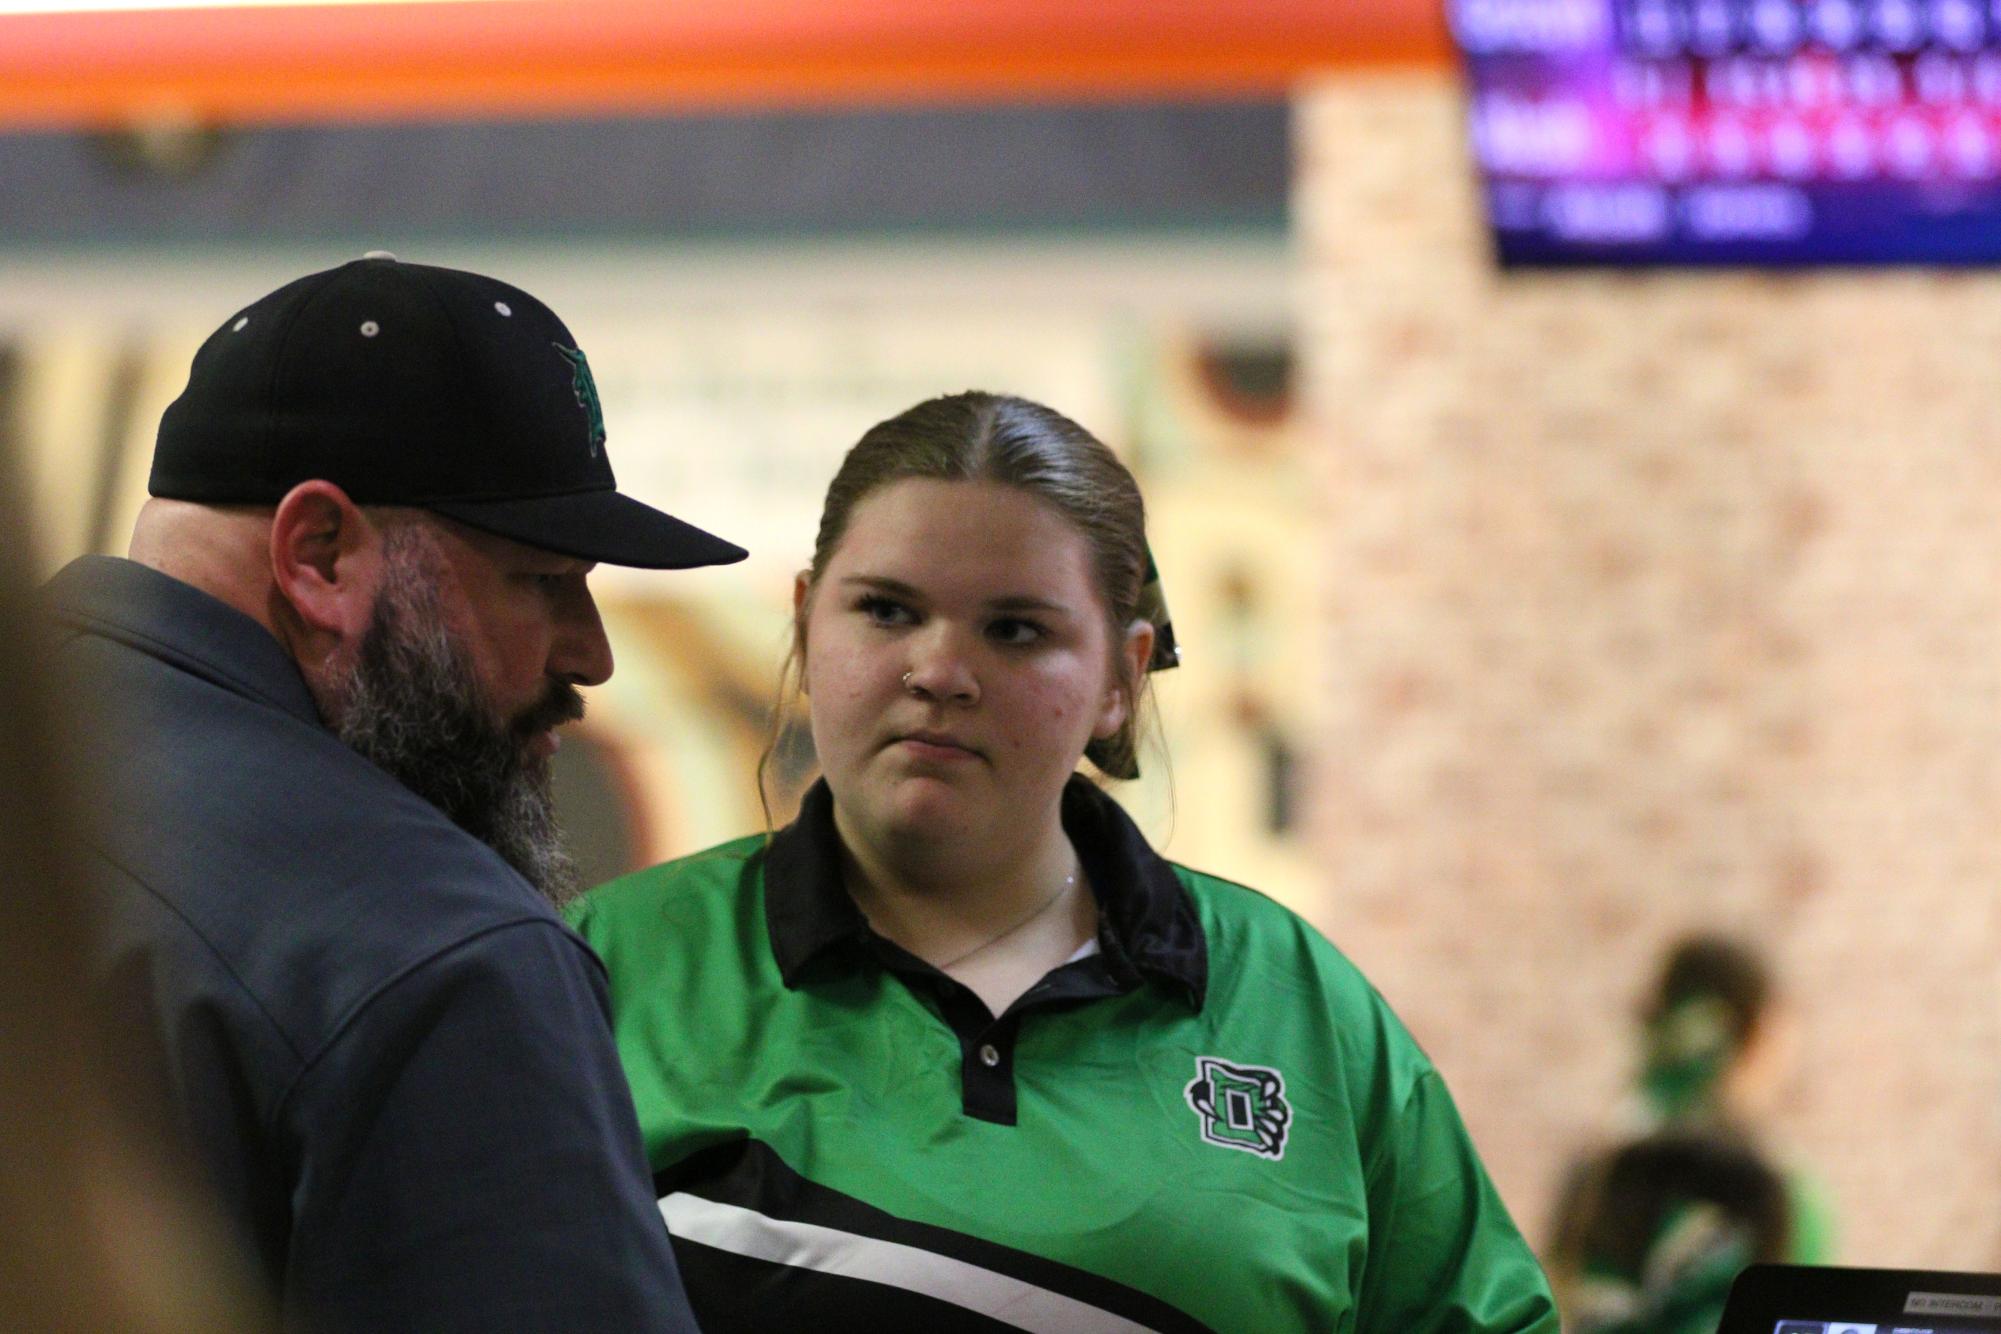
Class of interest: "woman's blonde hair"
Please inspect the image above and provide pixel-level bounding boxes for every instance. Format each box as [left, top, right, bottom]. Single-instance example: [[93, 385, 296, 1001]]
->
[[0, 437, 265, 1331]]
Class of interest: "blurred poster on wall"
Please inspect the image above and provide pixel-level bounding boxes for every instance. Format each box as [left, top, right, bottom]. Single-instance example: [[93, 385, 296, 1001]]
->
[[4, 251, 1318, 911], [566, 304, 1320, 912]]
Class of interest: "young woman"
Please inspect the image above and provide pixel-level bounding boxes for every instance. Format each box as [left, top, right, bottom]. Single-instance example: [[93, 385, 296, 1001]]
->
[[571, 392, 1557, 1332]]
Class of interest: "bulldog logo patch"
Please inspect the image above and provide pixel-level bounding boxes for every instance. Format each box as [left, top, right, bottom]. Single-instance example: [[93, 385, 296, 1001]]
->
[[1185, 1056, 1290, 1160]]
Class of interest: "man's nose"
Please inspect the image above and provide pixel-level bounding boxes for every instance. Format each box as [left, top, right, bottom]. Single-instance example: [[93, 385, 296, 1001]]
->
[[550, 580, 614, 687]]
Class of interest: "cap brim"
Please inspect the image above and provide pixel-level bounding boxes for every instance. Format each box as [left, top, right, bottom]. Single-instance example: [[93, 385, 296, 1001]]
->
[[427, 490, 747, 570]]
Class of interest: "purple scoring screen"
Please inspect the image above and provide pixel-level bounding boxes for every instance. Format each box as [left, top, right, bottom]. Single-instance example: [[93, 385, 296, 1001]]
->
[[1450, 0, 2001, 263]]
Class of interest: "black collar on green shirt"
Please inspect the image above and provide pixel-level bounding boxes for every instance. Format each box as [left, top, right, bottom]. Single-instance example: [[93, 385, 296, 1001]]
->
[[762, 777, 1207, 1011]]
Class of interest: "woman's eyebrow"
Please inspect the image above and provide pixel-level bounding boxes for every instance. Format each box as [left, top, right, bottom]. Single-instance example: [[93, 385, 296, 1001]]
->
[[988, 595, 1069, 615], [840, 575, 1071, 617], [840, 574, 924, 598]]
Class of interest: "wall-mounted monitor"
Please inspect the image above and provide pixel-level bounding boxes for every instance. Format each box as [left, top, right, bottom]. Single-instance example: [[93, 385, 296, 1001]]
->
[[1451, 0, 2001, 263]]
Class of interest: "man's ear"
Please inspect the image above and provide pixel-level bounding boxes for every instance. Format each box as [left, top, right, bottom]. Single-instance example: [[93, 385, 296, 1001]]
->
[[269, 481, 383, 644], [1093, 619, 1156, 739]]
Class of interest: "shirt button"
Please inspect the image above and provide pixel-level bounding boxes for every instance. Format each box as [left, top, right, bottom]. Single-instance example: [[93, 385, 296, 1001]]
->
[[978, 1043, 1001, 1068]]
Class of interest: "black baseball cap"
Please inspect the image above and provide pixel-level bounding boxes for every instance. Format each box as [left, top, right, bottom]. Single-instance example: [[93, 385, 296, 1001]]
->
[[152, 254, 747, 570]]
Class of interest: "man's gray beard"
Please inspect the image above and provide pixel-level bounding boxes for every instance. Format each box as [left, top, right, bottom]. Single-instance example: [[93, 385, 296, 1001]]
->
[[331, 557, 582, 907]]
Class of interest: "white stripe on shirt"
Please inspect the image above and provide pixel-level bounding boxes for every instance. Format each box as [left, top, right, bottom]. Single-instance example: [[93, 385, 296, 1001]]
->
[[660, 1192, 1160, 1334]]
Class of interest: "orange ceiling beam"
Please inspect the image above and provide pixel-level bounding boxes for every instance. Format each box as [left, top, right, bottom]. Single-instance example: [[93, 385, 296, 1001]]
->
[[0, 0, 1452, 131]]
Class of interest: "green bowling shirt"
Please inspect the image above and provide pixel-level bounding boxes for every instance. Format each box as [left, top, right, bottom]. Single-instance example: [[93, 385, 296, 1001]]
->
[[570, 779, 1558, 1333]]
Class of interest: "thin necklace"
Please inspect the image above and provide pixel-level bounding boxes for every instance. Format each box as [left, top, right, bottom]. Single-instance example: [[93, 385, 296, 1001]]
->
[[934, 867, 1080, 972]]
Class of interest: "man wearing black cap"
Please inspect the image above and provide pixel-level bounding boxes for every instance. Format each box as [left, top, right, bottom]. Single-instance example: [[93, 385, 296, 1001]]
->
[[44, 256, 739, 1331]]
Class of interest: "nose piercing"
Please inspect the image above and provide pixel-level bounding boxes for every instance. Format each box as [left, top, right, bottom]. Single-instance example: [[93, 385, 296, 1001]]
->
[[904, 669, 971, 704]]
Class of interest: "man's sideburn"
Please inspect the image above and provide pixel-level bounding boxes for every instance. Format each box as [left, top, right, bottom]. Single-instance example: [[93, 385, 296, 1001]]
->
[[330, 530, 583, 905]]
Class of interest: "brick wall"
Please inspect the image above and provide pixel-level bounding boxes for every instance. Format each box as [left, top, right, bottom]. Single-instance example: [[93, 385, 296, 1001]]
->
[[1298, 74, 2001, 1266]]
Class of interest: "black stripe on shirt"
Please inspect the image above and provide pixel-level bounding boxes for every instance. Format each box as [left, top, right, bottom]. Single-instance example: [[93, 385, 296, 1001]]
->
[[657, 1138, 1215, 1334]]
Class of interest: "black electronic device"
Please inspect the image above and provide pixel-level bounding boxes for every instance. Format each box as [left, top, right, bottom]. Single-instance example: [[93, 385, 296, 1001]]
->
[[1722, 1264, 2001, 1334]]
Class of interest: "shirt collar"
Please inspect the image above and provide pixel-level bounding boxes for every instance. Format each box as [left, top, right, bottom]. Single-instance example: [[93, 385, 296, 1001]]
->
[[42, 554, 324, 729], [763, 776, 1207, 1010]]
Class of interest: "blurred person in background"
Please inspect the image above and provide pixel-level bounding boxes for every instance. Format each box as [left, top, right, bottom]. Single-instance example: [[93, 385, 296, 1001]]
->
[[0, 435, 265, 1332], [571, 390, 1559, 1332], [41, 255, 746, 1331], [1546, 934, 1834, 1333]]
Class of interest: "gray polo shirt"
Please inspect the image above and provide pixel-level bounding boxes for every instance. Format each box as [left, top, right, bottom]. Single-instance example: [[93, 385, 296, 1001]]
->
[[45, 554, 697, 1333]]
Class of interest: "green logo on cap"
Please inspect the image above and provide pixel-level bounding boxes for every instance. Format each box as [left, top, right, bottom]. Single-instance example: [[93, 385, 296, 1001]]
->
[[554, 343, 606, 457]]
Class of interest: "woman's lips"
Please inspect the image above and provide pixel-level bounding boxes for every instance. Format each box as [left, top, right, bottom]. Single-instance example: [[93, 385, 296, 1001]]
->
[[896, 732, 978, 762]]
